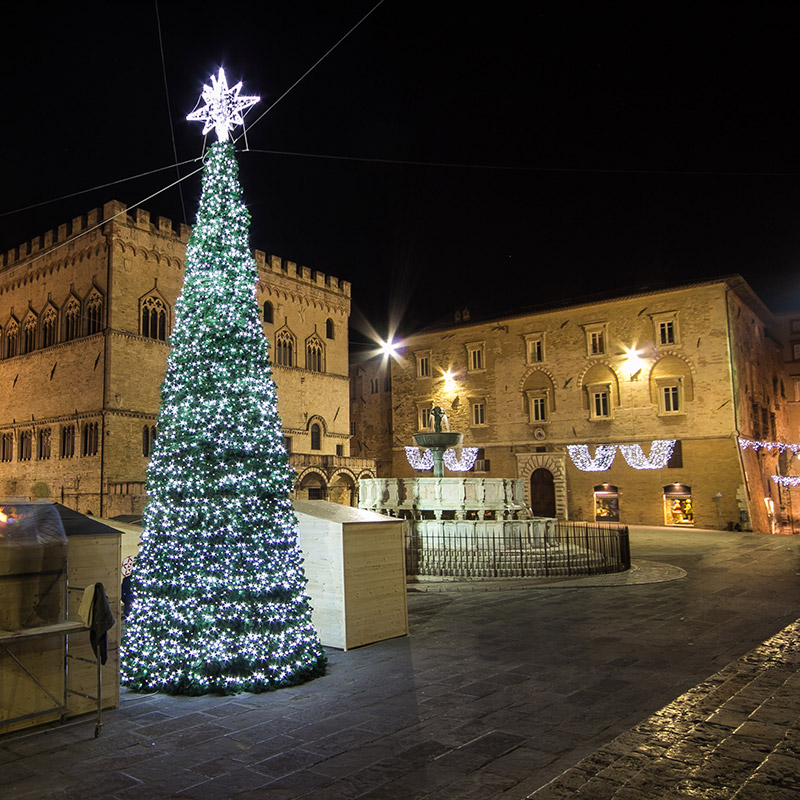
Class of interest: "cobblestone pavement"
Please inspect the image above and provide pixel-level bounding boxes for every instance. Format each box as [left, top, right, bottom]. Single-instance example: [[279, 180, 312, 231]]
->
[[2, 526, 800, 799]]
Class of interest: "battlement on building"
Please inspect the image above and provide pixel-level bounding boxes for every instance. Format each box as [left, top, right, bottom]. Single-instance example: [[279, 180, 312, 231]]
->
[[254, 251, 351, 299], [1, 201, 351, 298]]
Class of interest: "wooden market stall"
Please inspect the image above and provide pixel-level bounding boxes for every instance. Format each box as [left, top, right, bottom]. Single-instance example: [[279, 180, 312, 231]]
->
[[294, 500, 408, 650], [0, 502, 121, 736]]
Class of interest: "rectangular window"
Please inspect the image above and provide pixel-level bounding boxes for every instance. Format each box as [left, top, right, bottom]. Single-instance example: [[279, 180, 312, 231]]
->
[[659, 320, 675, 345], [466, 343, 485, 371], [38, 428, 51, 460], [283, 436, 293, 453], [585, 326, 607, 356], [528, 338, 543, 363], [472, 448, 490, 472], [791, 320, 800, 334], [793, 343, 800, 361], [667, 440, 683, 469], [82, 422, 99, 456], [592, 390, 610, 418], [350, 421, 356, 436], [472, 401, 486, 426], [531, 396, 547, 422], [370, 378, 379, 393], [662, 385, 680, 412], [416, 353, 430, 378], [419, 406, 432, 430], [336, 444, 344, 457]]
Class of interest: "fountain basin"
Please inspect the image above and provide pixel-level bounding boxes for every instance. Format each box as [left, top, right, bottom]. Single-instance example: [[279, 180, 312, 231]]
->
[[413, 432, 463, 449]]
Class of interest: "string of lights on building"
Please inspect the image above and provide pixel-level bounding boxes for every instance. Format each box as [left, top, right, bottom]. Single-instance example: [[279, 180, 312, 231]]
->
[[567, 440, 677, 472]]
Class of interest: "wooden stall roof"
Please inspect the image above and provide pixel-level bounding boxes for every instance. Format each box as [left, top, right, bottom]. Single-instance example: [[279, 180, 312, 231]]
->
[[293, 501, 398, 525]]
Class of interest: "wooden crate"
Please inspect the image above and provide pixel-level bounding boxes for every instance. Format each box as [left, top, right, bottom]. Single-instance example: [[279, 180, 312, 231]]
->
[[294, 501, 408, 650]]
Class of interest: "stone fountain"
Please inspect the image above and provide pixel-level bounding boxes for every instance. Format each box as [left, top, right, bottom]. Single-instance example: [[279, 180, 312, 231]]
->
[[412, 407, 462, 478]]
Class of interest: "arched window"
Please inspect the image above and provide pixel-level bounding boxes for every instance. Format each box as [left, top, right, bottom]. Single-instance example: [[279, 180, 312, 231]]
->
[[23, 315, 37, 354], [142, 424, 157, 457], [306, 336, 324, 372], [326, 318, 334, 339], [41, 308, 57, 348], [141, 295, 168, 341], [310, 423, 321, 450], [82, 421, 99, 456], [64, 298, 81, 341], [263, 301, 274, 324], [5, 321, 19, 358], [275, 329, 295, 367], [86, 291, 103, 335]]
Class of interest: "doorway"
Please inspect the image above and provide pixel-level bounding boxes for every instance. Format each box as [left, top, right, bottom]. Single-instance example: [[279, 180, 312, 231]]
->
[[530, 468, 556, 517]]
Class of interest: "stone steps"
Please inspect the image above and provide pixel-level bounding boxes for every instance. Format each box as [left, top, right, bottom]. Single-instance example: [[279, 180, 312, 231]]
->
[[528, 621, 800, 799]]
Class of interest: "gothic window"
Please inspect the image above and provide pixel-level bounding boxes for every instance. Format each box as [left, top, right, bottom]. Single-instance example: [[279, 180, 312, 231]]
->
[[18, 430, 32, 461], [23, 314, 38, 353], [64, 298, 81, 341], [326, 318, 334, 339], [274, 329, 295, 367], [263, 301, 274, 324], [5, 321, 19, 358], [141, 295, 168, 341], [82, 421, 99, 456], [0, 433, 12, 462], [41, 308, 57, 348], [38, 428, 51, 460], [306, 336, 324, 372], [60, 425, 75, 458], [310, 423, 321, 450], [86, 291, 104, 335], [142, 424, 157, 457]]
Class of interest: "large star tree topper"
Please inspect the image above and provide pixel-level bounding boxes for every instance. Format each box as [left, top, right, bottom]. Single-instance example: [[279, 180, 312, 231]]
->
[[186, 67, 260, 142]]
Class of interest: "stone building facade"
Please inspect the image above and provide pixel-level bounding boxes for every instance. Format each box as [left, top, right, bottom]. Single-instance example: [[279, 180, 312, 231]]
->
[[352, 277, 798, 533], [0, 201, 374, 517]]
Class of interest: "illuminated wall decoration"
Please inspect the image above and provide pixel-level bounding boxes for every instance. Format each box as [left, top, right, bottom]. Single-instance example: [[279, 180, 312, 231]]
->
[[443, 447, 479, 472], [739, 438, 800, 454], [567, 444, 618, 472], [619, 440, 676, 470]]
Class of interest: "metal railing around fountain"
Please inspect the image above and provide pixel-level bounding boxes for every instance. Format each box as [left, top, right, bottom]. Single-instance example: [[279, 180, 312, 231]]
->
[[404, 519, 630, 579]]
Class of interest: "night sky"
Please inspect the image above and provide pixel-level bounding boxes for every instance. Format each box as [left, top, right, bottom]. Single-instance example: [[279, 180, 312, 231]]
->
[[4, 3, 800, 347]]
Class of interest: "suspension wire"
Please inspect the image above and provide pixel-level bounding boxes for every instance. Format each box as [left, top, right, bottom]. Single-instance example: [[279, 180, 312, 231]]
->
[[0, 159, 202, 219], [235, 0, 385, 142], [4, 166, 204, 273], [154, 0, 188, 225]]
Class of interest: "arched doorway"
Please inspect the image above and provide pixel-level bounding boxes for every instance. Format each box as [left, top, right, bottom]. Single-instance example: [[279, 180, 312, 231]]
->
[[530, 468, 556, 517]]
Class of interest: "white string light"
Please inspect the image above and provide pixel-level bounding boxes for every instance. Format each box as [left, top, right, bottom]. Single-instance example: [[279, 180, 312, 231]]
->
[[771, 475, 800, 487], [443, 447, 480, 472], [619, 440, 676, 470], [405, 447, 434, 470], [567, 444, 618, 472], [739, 438, 800, 454]]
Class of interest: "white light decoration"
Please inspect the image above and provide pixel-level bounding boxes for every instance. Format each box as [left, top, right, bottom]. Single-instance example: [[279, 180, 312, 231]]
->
[[443, 447, 480, 471], [186, 67, 260, 142], [771, 475, 800, 487], [405, 446, 434, 470], [619, 440, 676, 470], [738, 437, 800, 454], [567, 444, 618, 472]]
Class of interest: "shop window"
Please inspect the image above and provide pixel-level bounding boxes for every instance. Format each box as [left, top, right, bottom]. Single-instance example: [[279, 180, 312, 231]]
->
[[664, 484, 694, 525], [594, 484, 619, 522]]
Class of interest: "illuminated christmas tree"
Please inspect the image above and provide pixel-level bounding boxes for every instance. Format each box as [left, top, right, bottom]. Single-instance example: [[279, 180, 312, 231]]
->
[[121, 69, 326, 695]]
